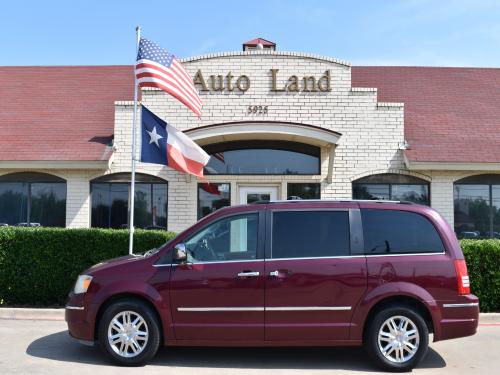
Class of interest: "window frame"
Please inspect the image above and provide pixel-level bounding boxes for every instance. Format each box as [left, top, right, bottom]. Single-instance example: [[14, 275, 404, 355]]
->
[[0, 173, 67, 227], [171, 210, 265, 265], [454, 174, 500, 238], [197, 182, 231, 220], [352, 174, 430, 205], [90, 175, 168, 230], [265, 208, 364, 260], [286, 182, 321, 200]]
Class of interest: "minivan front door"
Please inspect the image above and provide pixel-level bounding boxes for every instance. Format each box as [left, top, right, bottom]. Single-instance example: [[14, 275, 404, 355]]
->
[[169, 211, 265, 341], [264, 208, 367, 342]]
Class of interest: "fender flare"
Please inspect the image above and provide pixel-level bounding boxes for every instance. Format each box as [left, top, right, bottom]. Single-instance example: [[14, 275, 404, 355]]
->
[[350, 282, 442, 341], [87, 281, 174, 342]]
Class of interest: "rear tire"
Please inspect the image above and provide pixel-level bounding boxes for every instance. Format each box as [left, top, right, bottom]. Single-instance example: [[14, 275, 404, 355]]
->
[[98, 299, 161, 366], [365, 305, 429, 372]]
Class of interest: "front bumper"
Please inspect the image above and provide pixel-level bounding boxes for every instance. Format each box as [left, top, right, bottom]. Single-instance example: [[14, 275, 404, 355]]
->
[[436, 294, 479, 341], [65, 293, 94, 343]]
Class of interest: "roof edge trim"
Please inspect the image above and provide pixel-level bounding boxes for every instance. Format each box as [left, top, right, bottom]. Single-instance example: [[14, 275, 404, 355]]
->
[[0, 160, 110, 170], [405, 155, 500, 171], [179, 50, 351, 67]]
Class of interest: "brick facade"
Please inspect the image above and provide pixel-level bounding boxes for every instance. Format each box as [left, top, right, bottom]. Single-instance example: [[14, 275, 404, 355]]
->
[[1, 51, 496, 232]]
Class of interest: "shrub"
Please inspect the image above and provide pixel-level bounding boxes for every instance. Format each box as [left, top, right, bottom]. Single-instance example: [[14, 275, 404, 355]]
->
[[0, 227, 176, 306], [461, 239, 500, 312], [0, 228, 498, 311]]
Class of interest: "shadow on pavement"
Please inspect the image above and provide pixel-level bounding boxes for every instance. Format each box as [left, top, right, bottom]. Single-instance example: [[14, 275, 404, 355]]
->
[[27, 330, 446, 371]]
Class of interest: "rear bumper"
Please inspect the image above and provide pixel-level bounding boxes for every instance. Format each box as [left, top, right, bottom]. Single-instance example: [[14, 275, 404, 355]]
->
[[435, 294, 479, 341], [65, 293, 94, 343]]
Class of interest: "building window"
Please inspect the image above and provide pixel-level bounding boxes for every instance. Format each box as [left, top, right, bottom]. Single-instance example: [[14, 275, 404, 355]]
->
[[352, 173, 430, 205], [0, 172, 66, 227], [454, 174, 500, 239], [203, 140, 320, 175], [198, 183, 230, 219], [91, 173, 168, 230], [287, 183, 320, 200]]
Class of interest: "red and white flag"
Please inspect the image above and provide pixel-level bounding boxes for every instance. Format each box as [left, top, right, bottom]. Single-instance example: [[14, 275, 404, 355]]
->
[[135, 37, 202, 117], [141, 106, 209, 178]]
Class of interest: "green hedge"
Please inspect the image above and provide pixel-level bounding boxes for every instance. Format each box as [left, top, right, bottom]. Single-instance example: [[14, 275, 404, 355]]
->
[[461, 239, 500, 312], [0, 227, 176, 307], [0, 228, 498, 311]]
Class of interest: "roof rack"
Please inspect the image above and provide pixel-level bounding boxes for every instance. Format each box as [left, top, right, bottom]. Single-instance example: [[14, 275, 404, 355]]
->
[[250, 199, 414, 205]]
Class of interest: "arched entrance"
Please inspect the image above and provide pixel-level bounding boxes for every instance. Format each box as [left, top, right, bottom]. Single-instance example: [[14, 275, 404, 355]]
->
[[185, 122, 341, 216]]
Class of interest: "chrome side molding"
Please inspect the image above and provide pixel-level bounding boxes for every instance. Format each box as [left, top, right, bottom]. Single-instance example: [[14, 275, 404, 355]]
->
[[266, 306, 352, 311], [442, 302, 479, 308], [65, 305, 85, 310], [177, 306, 351, 312], [178, 307, 264, 312]]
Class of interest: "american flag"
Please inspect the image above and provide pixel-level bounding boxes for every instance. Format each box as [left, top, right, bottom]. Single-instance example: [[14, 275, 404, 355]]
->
[[135, 38, 202, 117]]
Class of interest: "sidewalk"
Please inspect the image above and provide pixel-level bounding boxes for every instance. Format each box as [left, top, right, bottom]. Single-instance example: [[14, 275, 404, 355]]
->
[[1, 307, 499, 324]]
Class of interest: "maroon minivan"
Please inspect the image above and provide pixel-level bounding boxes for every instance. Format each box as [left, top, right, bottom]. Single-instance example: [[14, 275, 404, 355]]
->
[[66, 200, 479, 371]]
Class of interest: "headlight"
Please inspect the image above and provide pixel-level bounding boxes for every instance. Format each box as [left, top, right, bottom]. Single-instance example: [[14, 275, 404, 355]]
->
[[74, 275, 93, 294]]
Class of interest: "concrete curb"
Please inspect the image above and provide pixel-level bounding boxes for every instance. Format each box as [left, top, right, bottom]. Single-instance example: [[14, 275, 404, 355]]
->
[[0, 307, 500, 323], [0, 308, 65, 321], [478, 313, 500, 323]]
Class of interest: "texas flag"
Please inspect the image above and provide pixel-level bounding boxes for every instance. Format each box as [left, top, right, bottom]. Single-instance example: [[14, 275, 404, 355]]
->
[[140, 106, 210, 178]]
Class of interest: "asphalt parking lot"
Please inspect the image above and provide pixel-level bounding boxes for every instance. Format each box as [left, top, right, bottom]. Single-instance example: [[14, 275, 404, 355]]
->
[[0, 319, 498, 375]]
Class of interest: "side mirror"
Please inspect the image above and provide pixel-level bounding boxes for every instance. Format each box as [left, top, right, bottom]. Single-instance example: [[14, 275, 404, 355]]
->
[[173, 243, 187, 262]]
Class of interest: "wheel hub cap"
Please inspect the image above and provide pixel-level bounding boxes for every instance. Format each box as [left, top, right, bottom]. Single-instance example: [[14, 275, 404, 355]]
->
[[108, 311, 149, 358], [378, 315, 420, 363]]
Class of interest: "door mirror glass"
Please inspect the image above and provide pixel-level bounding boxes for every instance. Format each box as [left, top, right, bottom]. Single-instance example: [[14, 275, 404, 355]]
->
[[173, 243, 187, 262]]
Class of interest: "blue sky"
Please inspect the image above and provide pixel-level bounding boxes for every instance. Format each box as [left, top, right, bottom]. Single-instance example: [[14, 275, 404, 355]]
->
[[2, 0, 499, 67]]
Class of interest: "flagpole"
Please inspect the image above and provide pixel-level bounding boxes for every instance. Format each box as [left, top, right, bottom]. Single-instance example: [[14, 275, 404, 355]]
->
[[129, 25, 141, 255]]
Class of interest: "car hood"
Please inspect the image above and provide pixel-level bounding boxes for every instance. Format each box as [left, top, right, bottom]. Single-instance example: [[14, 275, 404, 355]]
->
[[84, 254, 146, 275]]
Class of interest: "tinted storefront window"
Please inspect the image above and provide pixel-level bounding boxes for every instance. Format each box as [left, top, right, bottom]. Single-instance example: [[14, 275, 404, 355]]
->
[[0, 182, 28, 225], [203, 141, 320, 175], [0, 173, 66, 227], [454, 174, 500, 239], [287, 183, 320, 200], [272, 211, 350, 258], [361, 209, 444, 254], [91, 173, 168, 229], [352, 174, 429, 205], [198, 183, 230, 219], [30, 183, 67, 227]]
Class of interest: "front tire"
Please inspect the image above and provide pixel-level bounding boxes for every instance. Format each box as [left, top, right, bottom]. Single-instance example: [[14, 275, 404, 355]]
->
[[98, 299, 161, 366], [365, 305, 429, 372]]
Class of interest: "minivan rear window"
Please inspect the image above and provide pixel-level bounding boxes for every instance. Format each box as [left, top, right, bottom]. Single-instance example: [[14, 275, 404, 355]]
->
[[361, 209, 445, 254], [271, 211, 350, 259]]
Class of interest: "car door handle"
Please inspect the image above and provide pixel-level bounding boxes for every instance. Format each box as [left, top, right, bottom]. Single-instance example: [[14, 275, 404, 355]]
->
[[237, 271, 260, 278], [269, 270, 280, 277]]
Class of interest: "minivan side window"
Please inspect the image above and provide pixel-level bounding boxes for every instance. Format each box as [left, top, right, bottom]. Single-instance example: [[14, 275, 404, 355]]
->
[[271, 211, 350, 259], [361, 209, 445, 254], [184, 213, 258, 262]]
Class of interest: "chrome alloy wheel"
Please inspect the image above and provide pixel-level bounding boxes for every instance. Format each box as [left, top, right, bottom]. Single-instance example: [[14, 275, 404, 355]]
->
[[377, 315, 420, 363], [107, 310, 149, 358]]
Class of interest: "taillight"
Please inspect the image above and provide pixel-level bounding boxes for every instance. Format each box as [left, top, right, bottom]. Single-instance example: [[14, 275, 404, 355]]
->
[[454, 259, 470, 295]]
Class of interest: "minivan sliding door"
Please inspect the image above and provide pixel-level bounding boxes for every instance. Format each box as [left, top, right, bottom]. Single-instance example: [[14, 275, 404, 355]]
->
[[264, 208, 367, 341]]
